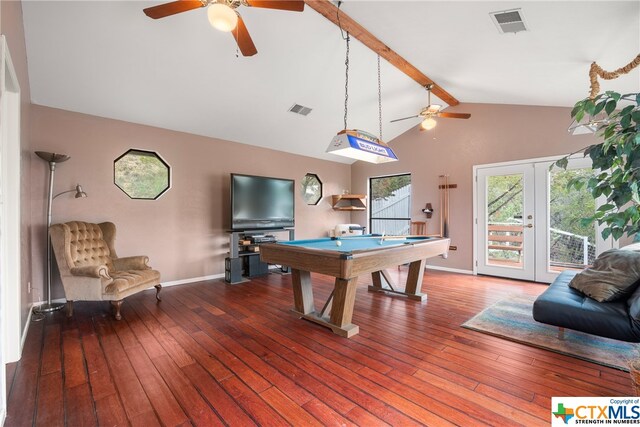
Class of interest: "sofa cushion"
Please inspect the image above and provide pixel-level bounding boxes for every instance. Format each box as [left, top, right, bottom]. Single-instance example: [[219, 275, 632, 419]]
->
[[627, 283, 640, 320], [568, 249, 640, 302]]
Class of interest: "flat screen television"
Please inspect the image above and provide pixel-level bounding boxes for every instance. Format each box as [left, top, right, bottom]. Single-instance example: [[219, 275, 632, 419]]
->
[[230, 173, 295, 230]]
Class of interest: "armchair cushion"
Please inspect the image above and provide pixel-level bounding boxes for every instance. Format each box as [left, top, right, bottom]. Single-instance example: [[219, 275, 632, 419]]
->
[[112, 256, 150, 271], [106, 269, 161, 296], [66, 222, 114, 270], [69, 265, 111, 279]]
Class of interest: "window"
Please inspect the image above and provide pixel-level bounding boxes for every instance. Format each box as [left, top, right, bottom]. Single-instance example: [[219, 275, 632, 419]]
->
[[369, 174, 411, 235], [301, 173, 322, 205], [114, 149, 171, 200]]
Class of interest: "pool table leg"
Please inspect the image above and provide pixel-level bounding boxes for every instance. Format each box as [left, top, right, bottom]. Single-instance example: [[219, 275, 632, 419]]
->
[[328, 278, 359, 338], [368, 260, 427, 302], [405, 259, 427, 301], [291, 269, 316, 314]]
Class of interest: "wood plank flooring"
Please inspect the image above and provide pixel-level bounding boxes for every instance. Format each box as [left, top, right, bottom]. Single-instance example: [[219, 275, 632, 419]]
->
[[6, 270, 633, 426]]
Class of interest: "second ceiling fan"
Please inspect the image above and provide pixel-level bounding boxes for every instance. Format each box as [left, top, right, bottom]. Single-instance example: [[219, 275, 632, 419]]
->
[[391, 84, 471, 131], [143, 0, 305, 57]]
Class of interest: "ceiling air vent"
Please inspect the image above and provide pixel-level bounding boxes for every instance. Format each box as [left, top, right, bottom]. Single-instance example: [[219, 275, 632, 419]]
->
[[490, 9, 528, 34], [288, 103, 312, 116]]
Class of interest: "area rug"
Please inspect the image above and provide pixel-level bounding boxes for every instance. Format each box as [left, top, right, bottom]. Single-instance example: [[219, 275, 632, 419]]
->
[[461, 294, 636, 371]]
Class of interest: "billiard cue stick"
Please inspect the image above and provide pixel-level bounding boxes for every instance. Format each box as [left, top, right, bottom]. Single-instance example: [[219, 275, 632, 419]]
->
[[334, 234, 425, 241], [446, 174, 450, 238]]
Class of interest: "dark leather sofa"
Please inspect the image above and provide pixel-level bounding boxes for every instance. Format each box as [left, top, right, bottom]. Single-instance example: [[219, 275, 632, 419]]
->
[[532, 270, 640, 342]]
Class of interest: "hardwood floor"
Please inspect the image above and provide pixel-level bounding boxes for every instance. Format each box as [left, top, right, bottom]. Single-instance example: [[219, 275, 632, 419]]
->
[[6, 270, 632, 426]]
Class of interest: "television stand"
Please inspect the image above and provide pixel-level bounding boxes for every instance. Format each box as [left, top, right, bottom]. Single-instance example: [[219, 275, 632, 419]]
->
[[225, 228, 295, 284]]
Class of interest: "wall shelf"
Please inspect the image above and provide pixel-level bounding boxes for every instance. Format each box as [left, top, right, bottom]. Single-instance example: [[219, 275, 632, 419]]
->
[[331, 194, 367, 211]]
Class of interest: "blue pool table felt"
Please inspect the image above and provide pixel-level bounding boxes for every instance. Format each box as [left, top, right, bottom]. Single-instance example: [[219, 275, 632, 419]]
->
[[279, 235, 434, 253]]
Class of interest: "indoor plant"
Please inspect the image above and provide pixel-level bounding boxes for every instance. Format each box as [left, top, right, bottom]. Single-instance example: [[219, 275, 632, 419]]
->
[[554, 91, 640, 242]]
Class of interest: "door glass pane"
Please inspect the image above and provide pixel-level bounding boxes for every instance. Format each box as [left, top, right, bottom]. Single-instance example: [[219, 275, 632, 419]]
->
[[370, 219, 411, 235], [549, 168, 596, 271], [486, 174, 524, 268], [370, 174, 411, 235]]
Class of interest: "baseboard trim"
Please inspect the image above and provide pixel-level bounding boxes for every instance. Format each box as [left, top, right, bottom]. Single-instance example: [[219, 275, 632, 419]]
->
[[161, 273, 225, 288], [425, 265, 474, 275], [20, 306, 33, 352]]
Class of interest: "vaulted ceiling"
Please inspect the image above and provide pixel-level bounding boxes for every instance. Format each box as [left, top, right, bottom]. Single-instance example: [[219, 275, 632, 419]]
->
[[21, 1, 640, 163]]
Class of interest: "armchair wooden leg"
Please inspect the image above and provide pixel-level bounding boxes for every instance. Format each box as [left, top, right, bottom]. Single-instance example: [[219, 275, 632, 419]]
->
[[154, 284, 162, 302], [111, 300, 123, 320], [66, 301, 74, 318]]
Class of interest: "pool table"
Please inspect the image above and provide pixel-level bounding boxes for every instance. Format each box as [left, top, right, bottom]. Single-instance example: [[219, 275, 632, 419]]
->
[[260, 235, 450, 337]]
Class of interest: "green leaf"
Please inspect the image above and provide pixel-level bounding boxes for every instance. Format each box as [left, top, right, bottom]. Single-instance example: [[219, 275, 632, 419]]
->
[[598, 203, 615, 211], [612, 228, 624, 240], [602, 228, 612, 240], [575, 110, 585, 123], [555, 158, 568, 169], [580, 217, 595, 227], [571, 103, 583, 118], [621, 114, 632, 129], [584, 100, 596, 116], [605, 99, 617, 115]]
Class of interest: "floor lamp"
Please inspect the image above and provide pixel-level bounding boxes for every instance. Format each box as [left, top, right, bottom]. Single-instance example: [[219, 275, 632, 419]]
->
[[34, 151, 87, 313]]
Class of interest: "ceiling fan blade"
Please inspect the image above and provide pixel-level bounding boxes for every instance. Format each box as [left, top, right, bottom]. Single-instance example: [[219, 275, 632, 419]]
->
[[232, 15, 258, 57], [390, 115, 419, 123], [143, 0, 204, 19], [438, 112, 471, 119], [246, 0, 305, 11]]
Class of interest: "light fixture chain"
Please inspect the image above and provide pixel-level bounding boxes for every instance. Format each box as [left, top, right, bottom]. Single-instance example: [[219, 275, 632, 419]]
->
[[344, 33, 350, 130], [377, 54, 382, 141]]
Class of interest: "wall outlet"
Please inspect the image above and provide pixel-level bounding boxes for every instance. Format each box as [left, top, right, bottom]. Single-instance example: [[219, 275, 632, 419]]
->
[[449, 245, 457, 251]]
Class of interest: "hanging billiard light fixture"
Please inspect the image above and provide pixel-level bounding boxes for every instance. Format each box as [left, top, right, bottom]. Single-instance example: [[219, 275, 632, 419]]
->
[[325, 4, 398, 164]]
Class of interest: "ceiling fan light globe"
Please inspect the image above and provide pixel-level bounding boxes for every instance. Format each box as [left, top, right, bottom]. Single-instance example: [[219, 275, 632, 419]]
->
[[207, 3, 238, 32], [421, 117, 437, 130]]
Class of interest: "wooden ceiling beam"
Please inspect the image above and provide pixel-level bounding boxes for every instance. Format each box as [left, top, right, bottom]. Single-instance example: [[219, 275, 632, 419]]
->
[[304, 0, 459, 106]]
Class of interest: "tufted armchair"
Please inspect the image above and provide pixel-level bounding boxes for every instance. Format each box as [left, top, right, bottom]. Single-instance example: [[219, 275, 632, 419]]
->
[[49, 221, 161, 320]]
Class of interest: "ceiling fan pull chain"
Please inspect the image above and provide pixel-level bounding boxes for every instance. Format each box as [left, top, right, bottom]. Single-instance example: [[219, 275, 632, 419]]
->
[[377, 54, 382, 141], [344, 33, 350, 130]]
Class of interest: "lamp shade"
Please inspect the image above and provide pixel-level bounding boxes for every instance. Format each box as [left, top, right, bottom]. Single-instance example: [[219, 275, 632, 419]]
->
[[74, 184, 87, 198], [420, 117, 437, 130], [326, 130, 398, 164], [207, 3, 238, 32]]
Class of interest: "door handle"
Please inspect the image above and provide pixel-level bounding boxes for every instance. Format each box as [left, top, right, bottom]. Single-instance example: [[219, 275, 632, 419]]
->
[[525, 224, 533, 228]]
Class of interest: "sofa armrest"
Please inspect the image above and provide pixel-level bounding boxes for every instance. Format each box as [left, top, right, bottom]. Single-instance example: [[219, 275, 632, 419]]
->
[[70, 265, 111, 279], [112, 256, 150, 271]]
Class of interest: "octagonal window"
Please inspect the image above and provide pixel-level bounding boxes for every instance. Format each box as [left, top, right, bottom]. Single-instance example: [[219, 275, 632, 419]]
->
[[114, 149, 170, 200], [301, 173, 322, 205]]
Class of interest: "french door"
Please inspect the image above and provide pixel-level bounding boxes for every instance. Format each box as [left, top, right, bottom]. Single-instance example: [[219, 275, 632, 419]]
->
[[1, 35, 23, 420], [475, 157, 611, 283]]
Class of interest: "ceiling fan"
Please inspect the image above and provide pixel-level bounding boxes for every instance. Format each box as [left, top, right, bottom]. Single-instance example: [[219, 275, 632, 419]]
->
[[391, 84, 471, 131], [143, 0, 305, 57]]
